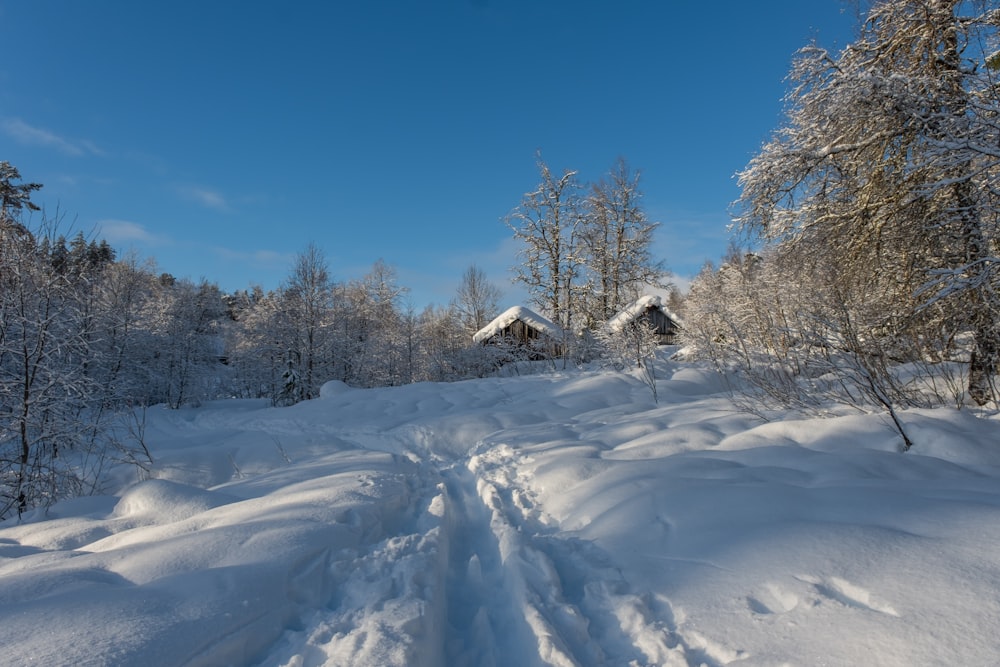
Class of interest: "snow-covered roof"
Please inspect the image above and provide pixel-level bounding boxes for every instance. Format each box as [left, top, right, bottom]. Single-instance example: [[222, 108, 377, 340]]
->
[[605, 295, 681, 333], [472, 305, 564, 343]]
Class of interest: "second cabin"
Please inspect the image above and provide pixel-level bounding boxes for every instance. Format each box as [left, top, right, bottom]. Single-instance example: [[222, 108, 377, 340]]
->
[[473, 305, 565, 359], [605, 295, 681, 345]]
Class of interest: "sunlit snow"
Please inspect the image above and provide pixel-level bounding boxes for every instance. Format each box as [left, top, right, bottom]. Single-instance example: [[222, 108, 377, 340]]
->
[[2, 356, 999, 666]]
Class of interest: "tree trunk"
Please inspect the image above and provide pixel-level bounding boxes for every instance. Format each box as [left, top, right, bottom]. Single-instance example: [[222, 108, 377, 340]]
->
[[969, 324, 999, 405]]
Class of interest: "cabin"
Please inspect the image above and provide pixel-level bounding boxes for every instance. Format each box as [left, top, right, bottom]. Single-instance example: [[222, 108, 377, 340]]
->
[[606, 295, 681, 345], [473, 306, 565, 359]]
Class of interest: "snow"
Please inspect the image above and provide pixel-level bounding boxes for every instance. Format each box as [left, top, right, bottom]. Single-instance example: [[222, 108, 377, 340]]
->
[[2, 357, 1000, 666], [472, 305, 564, 343]]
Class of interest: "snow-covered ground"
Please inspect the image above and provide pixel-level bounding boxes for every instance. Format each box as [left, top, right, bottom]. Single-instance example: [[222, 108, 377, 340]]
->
[[2, 357, 1000, 666]]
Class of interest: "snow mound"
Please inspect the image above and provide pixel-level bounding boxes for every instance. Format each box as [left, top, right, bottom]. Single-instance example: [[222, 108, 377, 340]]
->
[[113, 479, 237, 522], [320, 380, 352, 397]]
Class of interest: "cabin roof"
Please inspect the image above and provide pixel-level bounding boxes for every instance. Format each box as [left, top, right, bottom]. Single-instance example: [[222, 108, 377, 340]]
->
[[605, 295, 681, 333], [473, 305, 564, 343]]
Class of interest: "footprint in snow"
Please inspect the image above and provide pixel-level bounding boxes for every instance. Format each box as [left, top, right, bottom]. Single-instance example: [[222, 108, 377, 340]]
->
[[746, 582, 800, 615], [795, 574, 900, 617]]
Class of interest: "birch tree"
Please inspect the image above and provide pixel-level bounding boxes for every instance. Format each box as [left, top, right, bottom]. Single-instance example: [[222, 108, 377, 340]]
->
[[505, 155, 584, 332], [579, 158, 666, 328], [736, 0, 1000, 405]]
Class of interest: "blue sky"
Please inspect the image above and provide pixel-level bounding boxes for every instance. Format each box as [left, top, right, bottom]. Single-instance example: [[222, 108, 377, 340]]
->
[[0, 1, 856, 309]]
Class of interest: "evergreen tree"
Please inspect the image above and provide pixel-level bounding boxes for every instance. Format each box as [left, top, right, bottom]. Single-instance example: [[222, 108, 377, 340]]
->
[[0, 161, 41, 226]]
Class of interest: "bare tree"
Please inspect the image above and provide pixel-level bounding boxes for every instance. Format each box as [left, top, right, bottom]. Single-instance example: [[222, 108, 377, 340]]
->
[[580, 158, 666, 328], [596, 314, 662, 403], [1, 222, 89, 516], [452, 264, 502, 337], [505, 154, 584, 332]]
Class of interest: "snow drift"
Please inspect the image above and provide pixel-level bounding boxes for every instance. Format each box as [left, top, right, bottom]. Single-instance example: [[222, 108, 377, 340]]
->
[[1, 358, 999, 666]]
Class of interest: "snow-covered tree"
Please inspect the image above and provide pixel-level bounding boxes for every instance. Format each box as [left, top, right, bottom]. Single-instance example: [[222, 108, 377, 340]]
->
[[352, 259, 411, 387], [505, 156, 669, 345], [274, 356, 304, 407], [413, 305, 470, 381], [579, 158, 666, 328], [224, 287, 288, 400], [280, 243, 334, 401], [140, 279, 226, 408], [505, 154, 585, 333], [0, 161, 41, 230], [736, 0, 1000, 406], [0, 167, 153, 516], [0, 221, 93, 516]]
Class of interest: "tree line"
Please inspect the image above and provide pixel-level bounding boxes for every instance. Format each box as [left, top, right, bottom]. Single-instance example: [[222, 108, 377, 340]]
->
[[0, 153, 671, 518], [0, 167, 487, 519]]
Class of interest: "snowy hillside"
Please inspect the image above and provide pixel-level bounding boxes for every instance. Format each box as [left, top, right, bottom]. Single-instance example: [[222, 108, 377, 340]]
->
[[1, 358, 999, 666]]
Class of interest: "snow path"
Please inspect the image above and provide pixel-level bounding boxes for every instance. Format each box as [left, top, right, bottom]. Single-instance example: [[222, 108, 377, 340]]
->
[[253, 394, 690, 666], [3, 362, 1000, 665], [440, 464, 536, 667], [466, 440, 697, 667]]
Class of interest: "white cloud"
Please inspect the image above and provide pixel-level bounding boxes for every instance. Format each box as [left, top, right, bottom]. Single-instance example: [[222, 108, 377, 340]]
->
[[178, 186, 231, 212], [1, 118, 101, 156], [97, 219, 169, 245], [78, 139, 105, 156], [214, 246, 294, 268]]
